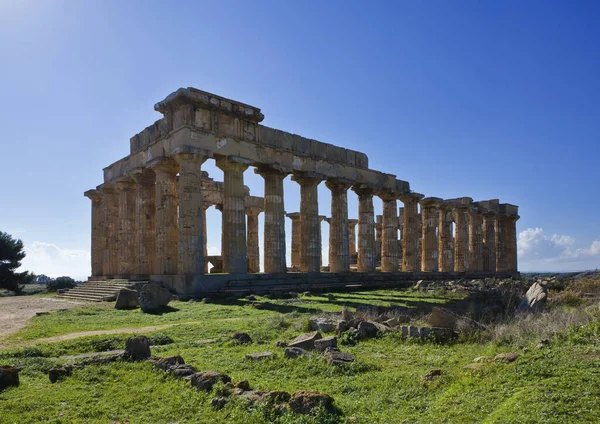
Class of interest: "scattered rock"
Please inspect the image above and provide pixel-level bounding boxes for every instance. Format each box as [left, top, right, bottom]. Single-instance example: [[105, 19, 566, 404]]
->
[[211, 396, 229, 410], [139, 283, 171, 312], [246, 352, 273, 360], [341, 307, 353, 321], [422, 369, 442, 381], [289, 331, 322, 350], [48, 366, 73, 383], [325, 350, 355, 366], [357, 321, 388, 339], [289, 390, 334, 414], [284, 347, 310, 359], [114, 288, 139, 310], [232, 332, 252, 344], [535, 339, 550, 350], [314, 336, 337, 352], [463, 363, 486, 371], [0, 365, 19, 391], [494, 353, 519, 363], [302, 291, 311, 297], [472, 356, 493, 363], [241, 390, 291, 404], [516, 282, 548, 314], [384, 316, 409, 328], [275, 341, 288, 348], [35, 311, 50, 317], [171, 365, 197, 378], [426, 307, 484, 331], [336, 321, 348, 333], [152, 355, 185, 371], [190, 371, 231, 391], [309, 317, 337, 332], [123, 336, 151, 361], [234, 380, 251, 391]]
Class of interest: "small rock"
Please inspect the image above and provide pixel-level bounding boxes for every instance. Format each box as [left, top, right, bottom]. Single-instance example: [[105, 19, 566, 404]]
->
[[422, 369, 442, 381], [0, 365, 20, 390], [289, 331, 322, 350], [171, 365, 196, 378], [152, 355, 185, 371], [309, 317, 336, 332], [48, 366, 73, 383], [463, 363, 486, 371], [472, 356, 493, 363], [494, 353, 519, 363], [535, 339, 550, 350], [211, 396, 229, 410], [275, 341, 288, 348], [325, 350, 355, 366], [357, 321, 388, 339], [124, 336, 151, 361], [336, 320, 348, 333], [341, 307, 353, 321], [241, 390, 291, 404], [232, 332, 252, 344], [314, 336, 337, 352], [284, 347, 310, 358], [114, 288, 139, 310], [35, 312, 50, 317], [289, 390, 334, 414], [245, 352, 273, 360], [234, 380, 251, 391], [190, 371, 231, 391]]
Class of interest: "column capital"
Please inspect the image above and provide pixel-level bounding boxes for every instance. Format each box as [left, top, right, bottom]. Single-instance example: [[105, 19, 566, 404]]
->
[[325, 178, 353, 191], [291, 171, 325, 186], [419, 197, 443, 207], [84, 189, 102, 202], [245, 207, 262, 216], [323, 217, 331, 224], [127, 167, 155, 185], [376, 189, 400, 201], [215, 155, 251, 172], [352, 184, 375, 197], [398, 192, 425, 203], [319, 215, 327, 222], [286, 212, 301, 220], [171, 145, 212, 164], [254, 164, 292, 178], [348, 218, 359, 225], [114, 177, 136, 191], [148, 157, 179, 175], [99, 183, 117, 196]]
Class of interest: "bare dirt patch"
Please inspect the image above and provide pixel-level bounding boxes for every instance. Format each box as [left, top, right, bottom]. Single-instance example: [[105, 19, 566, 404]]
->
[[0, 296, 85, 346]]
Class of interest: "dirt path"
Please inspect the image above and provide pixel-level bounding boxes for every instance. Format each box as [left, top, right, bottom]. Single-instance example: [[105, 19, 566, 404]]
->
[[0, 296, 85, 342]]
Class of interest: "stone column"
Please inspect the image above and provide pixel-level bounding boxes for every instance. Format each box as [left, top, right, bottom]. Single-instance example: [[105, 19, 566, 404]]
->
[[99, 185, 118, 276], [495, 215, 508, 272], [506, 215, 519, 273], [130, 169, 156, 277], [202, 202, 212, 273], [256, 167, 287, 273], [84, 189, 104, 277], [375, 215, 383, 264], [246, 208, 260, 273], [318, 216, 327, 269], [347, 219, 358, 258], [150, 159, 179, 275], [286, 212, 301, 270], [174, 150, 209, 276], [216, 157, 251, 274], [326, 179, 351, 273], [437, 202, 454, 272], [378, 191, 399, 272], [482, 210, 496, 272], [292, 172, 323, 272], [115, 178, 136, 277], [399, 193, 424, 272], [453, 205, 470, 272], [468, 207, 484, 272], [420, 197, 441, 272], [352, 186, 376, 272]]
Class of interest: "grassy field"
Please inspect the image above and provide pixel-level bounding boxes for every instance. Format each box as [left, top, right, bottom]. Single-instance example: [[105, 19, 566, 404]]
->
[[1, 287, 599, 423]]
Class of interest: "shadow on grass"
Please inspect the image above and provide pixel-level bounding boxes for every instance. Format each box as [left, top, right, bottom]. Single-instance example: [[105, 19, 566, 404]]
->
[[142, 306, 180, 315]]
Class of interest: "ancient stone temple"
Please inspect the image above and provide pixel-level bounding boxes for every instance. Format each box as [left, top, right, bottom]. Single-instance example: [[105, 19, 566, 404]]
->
[[85, 87, 519, 295]]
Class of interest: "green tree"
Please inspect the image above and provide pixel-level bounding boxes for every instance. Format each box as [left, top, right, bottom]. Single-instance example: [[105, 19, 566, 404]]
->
[[0, 231, 34, 293]]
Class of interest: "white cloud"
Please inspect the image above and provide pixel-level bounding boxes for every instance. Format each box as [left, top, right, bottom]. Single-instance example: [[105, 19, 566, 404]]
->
[[518, 228, 600, 271], [20, 242, 90, 280]]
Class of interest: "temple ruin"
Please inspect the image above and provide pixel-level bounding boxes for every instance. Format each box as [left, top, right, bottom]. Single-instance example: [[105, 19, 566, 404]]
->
[[84, 87, 519, 295]]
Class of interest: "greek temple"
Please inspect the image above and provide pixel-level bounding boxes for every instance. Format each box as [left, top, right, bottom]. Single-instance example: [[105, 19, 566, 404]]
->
[[84, 88, 519, 294]]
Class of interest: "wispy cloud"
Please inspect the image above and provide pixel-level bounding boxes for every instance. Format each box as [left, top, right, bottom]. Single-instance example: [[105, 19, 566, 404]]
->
[[20, 242, 90, 280]]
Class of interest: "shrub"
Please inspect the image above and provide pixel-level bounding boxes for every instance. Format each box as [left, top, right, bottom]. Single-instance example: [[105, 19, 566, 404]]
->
[[47, 276, 76, 292]]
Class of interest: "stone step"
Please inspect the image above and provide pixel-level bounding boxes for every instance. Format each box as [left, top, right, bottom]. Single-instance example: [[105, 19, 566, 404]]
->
[[57, 293, 105, 302]]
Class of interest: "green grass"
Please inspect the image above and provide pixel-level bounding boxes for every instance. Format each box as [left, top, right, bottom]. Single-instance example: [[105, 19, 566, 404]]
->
[[1, 289, 599, 423]]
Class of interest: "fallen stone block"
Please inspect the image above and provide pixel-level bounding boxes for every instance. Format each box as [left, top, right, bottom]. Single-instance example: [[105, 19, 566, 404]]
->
[[152, 355, 185, 371], [190, 371, 231, 391], [284, 347, 310, 359], [114, 288, 139, 310], [325, 350, 355, 366], [494, 352, 519, 363], [232, 332, 252, 344], [245, 352, 273, 360], [0, 365, 20, 391], [124, 336, 151, 361], [309, 317, 337, 332], [289, 331, 322, 350], [48, 366, 73, 383], [289, 390, 334, 414], [139, 283, 171, 313], [357, 321, 388, 339], [516, 282, 547, 314], [314, 336, 337, 352]]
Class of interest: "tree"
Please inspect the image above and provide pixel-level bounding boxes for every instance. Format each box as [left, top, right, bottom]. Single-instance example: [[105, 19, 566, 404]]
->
[[47, 276, 76, 292], [0, 231, 34, 293]]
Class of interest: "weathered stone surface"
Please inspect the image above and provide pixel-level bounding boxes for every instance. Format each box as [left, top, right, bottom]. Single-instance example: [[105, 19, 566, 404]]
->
[[341, 307, 353, 322], [472, 356, 493, 363], [336, 320, 348, 333], [171, 365, 197, 378], [246, 352, 273, 360], [232, 332, 252, 344], [314, 336, 337, 352], [152, 355, 185, 371], [139, 283, 171, 312], [289, 331, 322, 350], [48, 366, 73, 383], [384, 316, 409, 327], [494, 352, 519, 363], [114, 288, 139, 310], [427, 307, 484, 331], [190, 371, 231, 391], [284, 347, 310, 359], [463, 363, 486, 371], [325, 350, 355, 366], [211, 396, 229, 410], [309, 317, 336, 332], [357, 321, 388, 339], [289, 390, 334, 414], [0, 365, 19, 390], [124, 336, 151, 360], [240, 390, 291, 404], [516, 282, 547, 313]]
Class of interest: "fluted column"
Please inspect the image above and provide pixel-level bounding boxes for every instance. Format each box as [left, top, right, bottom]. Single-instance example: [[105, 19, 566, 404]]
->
[[287, 212, 301, 269], [292, 172, 323, 272], [318, 216, 327, 269], [438, 202, 454, 272], [84, 189, 104, 277], [468, 207, 484, 272], [326, 179, 351, 273], [150, 159, 179, 275], [99, 185, 118, 276], [506, 215, 519, 273], [202, 202, 212, 273], [256, 167, 287, 273], [420, 197, 441, 272], [378, 191, 399, 272], [174, 151, 209, 276], [399, 193, 424, 271], [375, 215, 383, 264], [216, 157, 250, 274], [482, 210, 496, 272], [130, 169, 156, 277], [495, 215, 508, 272], [347, 219, 358, 258], [352, 186, 376, 272], [453, 205, 469, 272], [115, 179, 136, 277], [246, 208, 260, 273]]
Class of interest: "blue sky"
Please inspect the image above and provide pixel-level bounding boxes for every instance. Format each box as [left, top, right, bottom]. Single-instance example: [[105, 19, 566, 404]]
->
[[1, 0, 599, 278]]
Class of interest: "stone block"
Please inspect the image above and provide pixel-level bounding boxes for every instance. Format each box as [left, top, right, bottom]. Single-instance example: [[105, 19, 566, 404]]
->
[[314, 336, 337, 352], [124, 336, 151, 361], [289, 331, 322, 350], [114, 288, 139, 310], [139, 283, 171, 313], [0, 365, 19, 391]]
